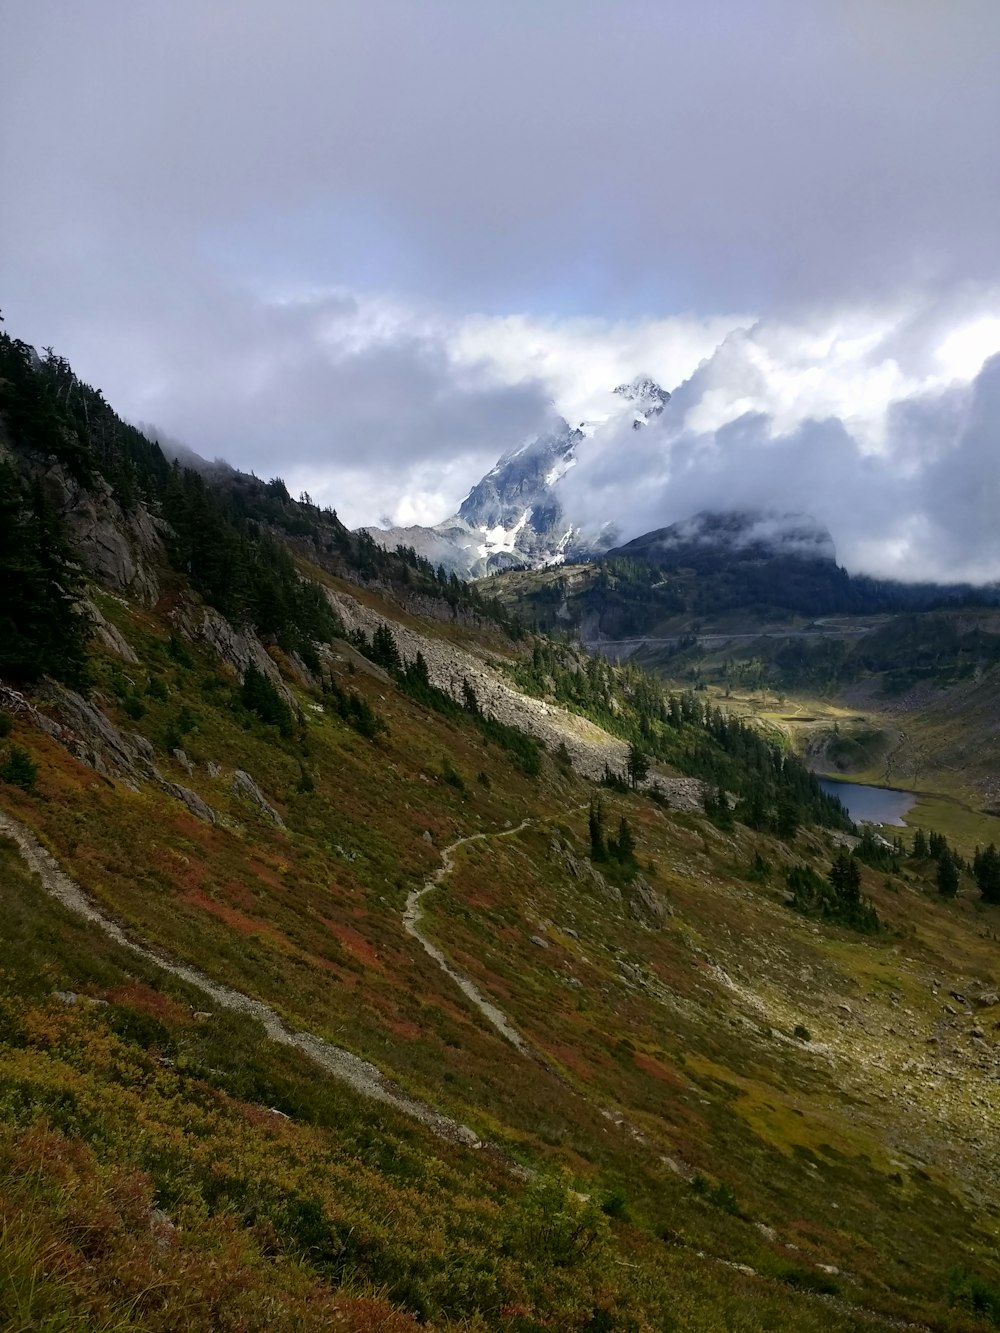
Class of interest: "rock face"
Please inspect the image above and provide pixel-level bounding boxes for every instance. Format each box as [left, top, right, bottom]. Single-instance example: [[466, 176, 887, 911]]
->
[[82, 600, 140, 665], [613, 376, 671, 428], [627, 877, 672, 927], [38, 461, 165, 603], [33, 683, 217, 824], [171, 603, 296, 708]]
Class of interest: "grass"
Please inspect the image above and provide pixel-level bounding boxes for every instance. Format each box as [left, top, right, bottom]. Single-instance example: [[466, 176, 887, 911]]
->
[[3, 573, 1000, 1328]]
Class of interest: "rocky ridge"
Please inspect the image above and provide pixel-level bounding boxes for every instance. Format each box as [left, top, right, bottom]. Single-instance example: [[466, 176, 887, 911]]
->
[[324, 582, 705, 806]]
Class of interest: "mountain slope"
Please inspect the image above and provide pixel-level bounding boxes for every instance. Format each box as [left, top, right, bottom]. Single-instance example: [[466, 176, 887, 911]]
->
[[2, 326, 1000, 1330], [368, 376, 671, 576]]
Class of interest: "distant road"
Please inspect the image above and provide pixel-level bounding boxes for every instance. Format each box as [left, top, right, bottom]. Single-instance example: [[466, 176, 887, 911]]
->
[[584, 624, 874, 655]]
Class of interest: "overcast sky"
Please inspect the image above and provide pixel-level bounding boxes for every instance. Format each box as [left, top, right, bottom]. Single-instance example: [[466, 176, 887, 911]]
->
[[2, 1, 999, 579]]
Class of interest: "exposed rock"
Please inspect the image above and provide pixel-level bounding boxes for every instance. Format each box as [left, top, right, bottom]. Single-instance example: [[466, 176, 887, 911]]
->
[[165, 783, 216, 824], [286, 651, 320, 689], [36, 683, 217, 822], [205, 761, 221, 778], [172, 747, 194, 773], [44, 683, 159, 782], [628, 877, 671, 927], [39, 462, 163, 602], [231, 769, 285, 827], [32, 709, 66, 740], [530, 934, 550, 949], [171, 603, 295, 708], [83, 599, 140, 664], [131, 733, 156, 762]]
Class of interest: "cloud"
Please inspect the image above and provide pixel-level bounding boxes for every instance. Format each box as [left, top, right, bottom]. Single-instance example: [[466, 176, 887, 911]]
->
[[114, 290, 556, 528], [3, 1, 1000, 320], [558, 313, 1000, 584], [1, 2, 999, 574]]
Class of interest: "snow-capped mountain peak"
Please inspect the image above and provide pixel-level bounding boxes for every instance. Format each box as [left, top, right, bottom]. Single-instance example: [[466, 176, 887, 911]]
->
[[366, 374, 673, 575], [612, 377, 671, 429]]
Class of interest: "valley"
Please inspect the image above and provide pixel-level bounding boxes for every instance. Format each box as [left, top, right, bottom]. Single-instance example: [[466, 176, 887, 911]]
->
[[3, 327, 1000, 1332]]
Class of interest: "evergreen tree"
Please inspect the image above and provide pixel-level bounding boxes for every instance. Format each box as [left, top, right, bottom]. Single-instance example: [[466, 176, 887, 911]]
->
[[240, 664, 294, 737], [937, 850, 960, 898], [0, 460, 88, 686], [912, 828, 929, 858], [626, 742, 650, 790], [973, 844, 1000, 904], [0, 744, 38, 790], [588, 797, 606, 862], [611, 816, 637, 866], [829, 850, 863, 907]]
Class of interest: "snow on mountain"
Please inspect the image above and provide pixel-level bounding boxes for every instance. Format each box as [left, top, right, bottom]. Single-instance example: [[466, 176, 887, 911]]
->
[[612, 376, 672, 429], [367, 377, 671, 576]]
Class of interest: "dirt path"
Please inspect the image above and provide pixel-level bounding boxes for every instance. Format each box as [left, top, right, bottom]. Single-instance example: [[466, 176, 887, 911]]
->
[[0, 807, 486, 1152], [0, 803, 930, 1328], [403, 819, 536, 1052]]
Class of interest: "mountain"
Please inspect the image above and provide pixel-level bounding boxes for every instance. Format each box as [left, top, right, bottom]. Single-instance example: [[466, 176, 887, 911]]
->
[[369, 376, 671, 576], [612, 508, 838, 565], [5, 324, 1000, 1330]]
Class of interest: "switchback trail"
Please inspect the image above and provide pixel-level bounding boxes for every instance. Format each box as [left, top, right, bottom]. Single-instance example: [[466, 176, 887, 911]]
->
[[403, 818, 536, 1052]]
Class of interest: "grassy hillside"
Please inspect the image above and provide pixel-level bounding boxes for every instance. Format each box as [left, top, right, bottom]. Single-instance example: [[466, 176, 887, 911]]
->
[[3, 327, 1000, 1330]]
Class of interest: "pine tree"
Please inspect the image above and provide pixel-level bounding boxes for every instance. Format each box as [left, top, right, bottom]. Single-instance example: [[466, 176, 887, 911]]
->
[[626, 742, 650, 790], [937, 850, 960, 898], [973, 844, 1000, 904], [0, 461, 88, 685], [612, 816, 637, 866], [829, 851, 863, 907], [588, 797, 606, 862]]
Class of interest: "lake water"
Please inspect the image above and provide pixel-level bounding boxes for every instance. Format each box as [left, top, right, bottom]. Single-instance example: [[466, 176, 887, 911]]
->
[[819, 779, 917, 827]]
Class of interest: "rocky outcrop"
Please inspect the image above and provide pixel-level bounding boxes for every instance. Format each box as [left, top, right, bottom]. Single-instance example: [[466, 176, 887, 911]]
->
[[38, 461, 164, 603], [231, 769, 284, 827], [627, 876, 672, 927], [42, 684, 157, 786], [31, 683, 217, 824], [81, 599, 140, 665], [164, 782, 217, 824], [170, 603, 296, 708]]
